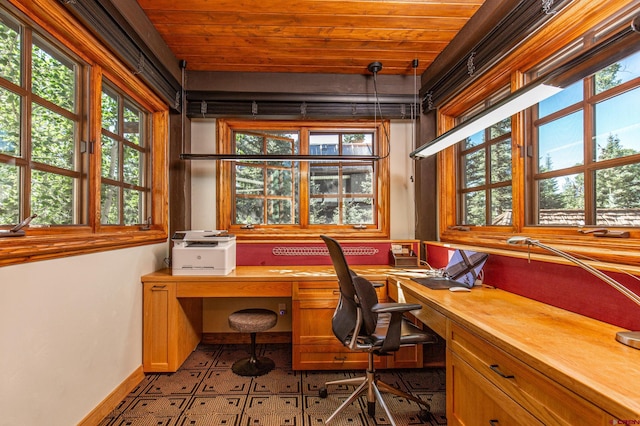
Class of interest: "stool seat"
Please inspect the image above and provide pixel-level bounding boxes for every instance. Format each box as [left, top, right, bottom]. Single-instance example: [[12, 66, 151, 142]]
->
[[228, 308, 278, 333], [228, 308, 277, 376]]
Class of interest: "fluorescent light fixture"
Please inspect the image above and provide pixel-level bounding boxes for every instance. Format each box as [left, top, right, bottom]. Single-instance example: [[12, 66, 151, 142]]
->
[[180, 153, 380, 162], [507, 236, 640, 349], [410, 82, 562, 158], [411, 14, 640, 159]]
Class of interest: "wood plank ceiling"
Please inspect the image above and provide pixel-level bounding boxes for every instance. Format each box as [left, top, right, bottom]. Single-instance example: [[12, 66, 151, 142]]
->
[[136, 0, 486, 75]]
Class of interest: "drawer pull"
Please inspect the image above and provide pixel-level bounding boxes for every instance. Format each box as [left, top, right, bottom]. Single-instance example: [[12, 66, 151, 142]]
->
[[151, 285, 167, 290], [334, 356, 347, 361], [489, 420, 500, 426], [333, 290, 340, 295], [490, 364, 514, 379]]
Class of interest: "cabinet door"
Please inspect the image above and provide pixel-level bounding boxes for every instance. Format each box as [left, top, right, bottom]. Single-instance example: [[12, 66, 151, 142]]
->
[[448, 351, 543, 426], [143, 282, 174, 372], [142, 282, 202, 372]]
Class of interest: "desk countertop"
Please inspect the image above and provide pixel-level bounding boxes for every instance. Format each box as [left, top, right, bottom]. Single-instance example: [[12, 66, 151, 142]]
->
[[142, 265, 400, 282], [394, 277, 640, 421]]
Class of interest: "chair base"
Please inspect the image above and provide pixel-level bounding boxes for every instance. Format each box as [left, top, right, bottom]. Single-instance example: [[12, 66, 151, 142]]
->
[[320, 354, 431, 426], [232, 356, 275, 376]]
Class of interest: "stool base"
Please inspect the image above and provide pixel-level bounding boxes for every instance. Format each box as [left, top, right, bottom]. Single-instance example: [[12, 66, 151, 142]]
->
[[232, 356, 275, 376]]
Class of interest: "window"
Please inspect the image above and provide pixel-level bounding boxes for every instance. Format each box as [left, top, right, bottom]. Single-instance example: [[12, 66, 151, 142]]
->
[[456, 90, 513, 226], [531, 50, 640, 227], [100, 83, 150, 226], [0, 12, 85, 226], [437, 4, 640, 264], [0, 4, 168, 265], [218, 120, 389, 239]]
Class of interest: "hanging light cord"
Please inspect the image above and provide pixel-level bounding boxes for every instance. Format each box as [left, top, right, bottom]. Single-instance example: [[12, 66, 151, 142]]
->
[[371, 68, 391, 160]]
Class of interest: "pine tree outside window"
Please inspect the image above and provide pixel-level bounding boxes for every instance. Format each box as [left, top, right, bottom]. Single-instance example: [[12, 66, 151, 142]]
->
[[456, 89, 513, 226], [531, 50, 640, 227]]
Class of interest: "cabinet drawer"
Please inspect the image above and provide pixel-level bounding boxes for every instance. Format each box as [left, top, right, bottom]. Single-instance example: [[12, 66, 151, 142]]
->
[[449, 351, 543, 426], [293, 280, 386, 301], [293, 344, 385, 370], [450, 322, 608, 425]]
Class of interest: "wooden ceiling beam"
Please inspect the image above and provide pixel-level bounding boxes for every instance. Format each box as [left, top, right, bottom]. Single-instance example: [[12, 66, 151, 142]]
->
[[138, 0, 483, 17], [143, 10, 470, 30]]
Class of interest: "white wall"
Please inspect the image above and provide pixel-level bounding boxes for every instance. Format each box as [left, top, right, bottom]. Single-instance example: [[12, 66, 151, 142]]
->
[[189, 119, 416, 237], [0, 243, 167, 426]]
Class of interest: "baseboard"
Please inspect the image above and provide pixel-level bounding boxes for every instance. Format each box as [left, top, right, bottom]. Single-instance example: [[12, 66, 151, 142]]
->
[[202, 331, 292, 344], [78, 365, 144, 426]]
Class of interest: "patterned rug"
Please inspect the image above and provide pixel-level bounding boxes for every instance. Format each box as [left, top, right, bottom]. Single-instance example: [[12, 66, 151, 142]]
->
[[99, 343, 447, 425]]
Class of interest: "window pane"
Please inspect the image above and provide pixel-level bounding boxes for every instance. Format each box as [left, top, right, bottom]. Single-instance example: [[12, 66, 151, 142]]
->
[[310, 198, 338, 224], [123, 146, 141, 186], [463, 129, 484, 149], [538, 80, 582, 118], [594, 87, 640, 161], [124, 102, 141, 145], [463, 191, 485, 225], [101, 88, 119, 133], [0, 12, 21, 85], [0, 163, 19, 225], [538, 174, 584, 225], [267, 168, 292, 197], [490, 186, 512, 225], [236, 198, 263, 224], [490, 119, 511, 139], [343, 197, 373, 224], [595, 165, 640, 225], [31, 170, 74, 224], [310, 133, 339, 155], [491, 139, 512, 183], [595, 50, 640, 94], [101, 183, 120, 224], [310, 165, 339, 194], [538, 110, 583, 172], [124, 188, 143, 225], [236, 133, 263, 155], [267, 136, 293, 154], [32, 41, 75, 111], [31, 104, 74, 169], [0, 86, 21, 156], [462, 149, 485, 188], [343, 133, 373, 155], [342, 165, 372, 194], [101, 135, 119, 179], [236, 165, 264, 195], [267, 199, 292, 224]]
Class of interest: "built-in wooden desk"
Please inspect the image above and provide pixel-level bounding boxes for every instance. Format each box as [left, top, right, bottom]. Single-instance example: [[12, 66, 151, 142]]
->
[[388, 276, 640, 425], [141, 266, 392, 372]]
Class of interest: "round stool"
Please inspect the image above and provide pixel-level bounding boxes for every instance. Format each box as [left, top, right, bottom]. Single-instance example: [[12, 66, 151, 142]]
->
[[228, 308, 278, 376]]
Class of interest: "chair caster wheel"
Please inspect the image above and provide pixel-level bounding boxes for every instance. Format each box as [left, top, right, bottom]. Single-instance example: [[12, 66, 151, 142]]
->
[[319, 387, 328, 398], [417, 409, 431, 422]]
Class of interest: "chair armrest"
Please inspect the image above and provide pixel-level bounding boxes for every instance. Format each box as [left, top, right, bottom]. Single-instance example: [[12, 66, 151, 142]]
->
[[371, 302, 422, 313]]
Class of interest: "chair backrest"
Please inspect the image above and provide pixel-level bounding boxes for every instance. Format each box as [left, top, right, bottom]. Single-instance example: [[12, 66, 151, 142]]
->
[[321, 235, 379, 344]]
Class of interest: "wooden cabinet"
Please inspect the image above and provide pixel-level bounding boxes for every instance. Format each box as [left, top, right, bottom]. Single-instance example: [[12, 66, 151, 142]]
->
[[142, 282, 202, 372], [292, 279, 423, 371], [447, 322, 610, 425]]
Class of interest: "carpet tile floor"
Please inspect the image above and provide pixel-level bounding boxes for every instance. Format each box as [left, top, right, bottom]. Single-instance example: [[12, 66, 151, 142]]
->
[[99, 343, 447, 426]]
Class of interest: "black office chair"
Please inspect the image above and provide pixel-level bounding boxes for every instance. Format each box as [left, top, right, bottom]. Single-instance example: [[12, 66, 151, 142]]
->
[[319, 235, 437, 425]]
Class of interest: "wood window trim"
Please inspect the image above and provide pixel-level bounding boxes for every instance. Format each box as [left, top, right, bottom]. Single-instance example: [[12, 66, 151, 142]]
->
[[436, 0, 640, 266], [216, 119, 390, 240], [0, 0, 169, 267]]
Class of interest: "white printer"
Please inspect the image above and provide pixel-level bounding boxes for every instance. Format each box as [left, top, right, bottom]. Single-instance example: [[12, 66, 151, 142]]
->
[[171, 230, 236, 276]]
